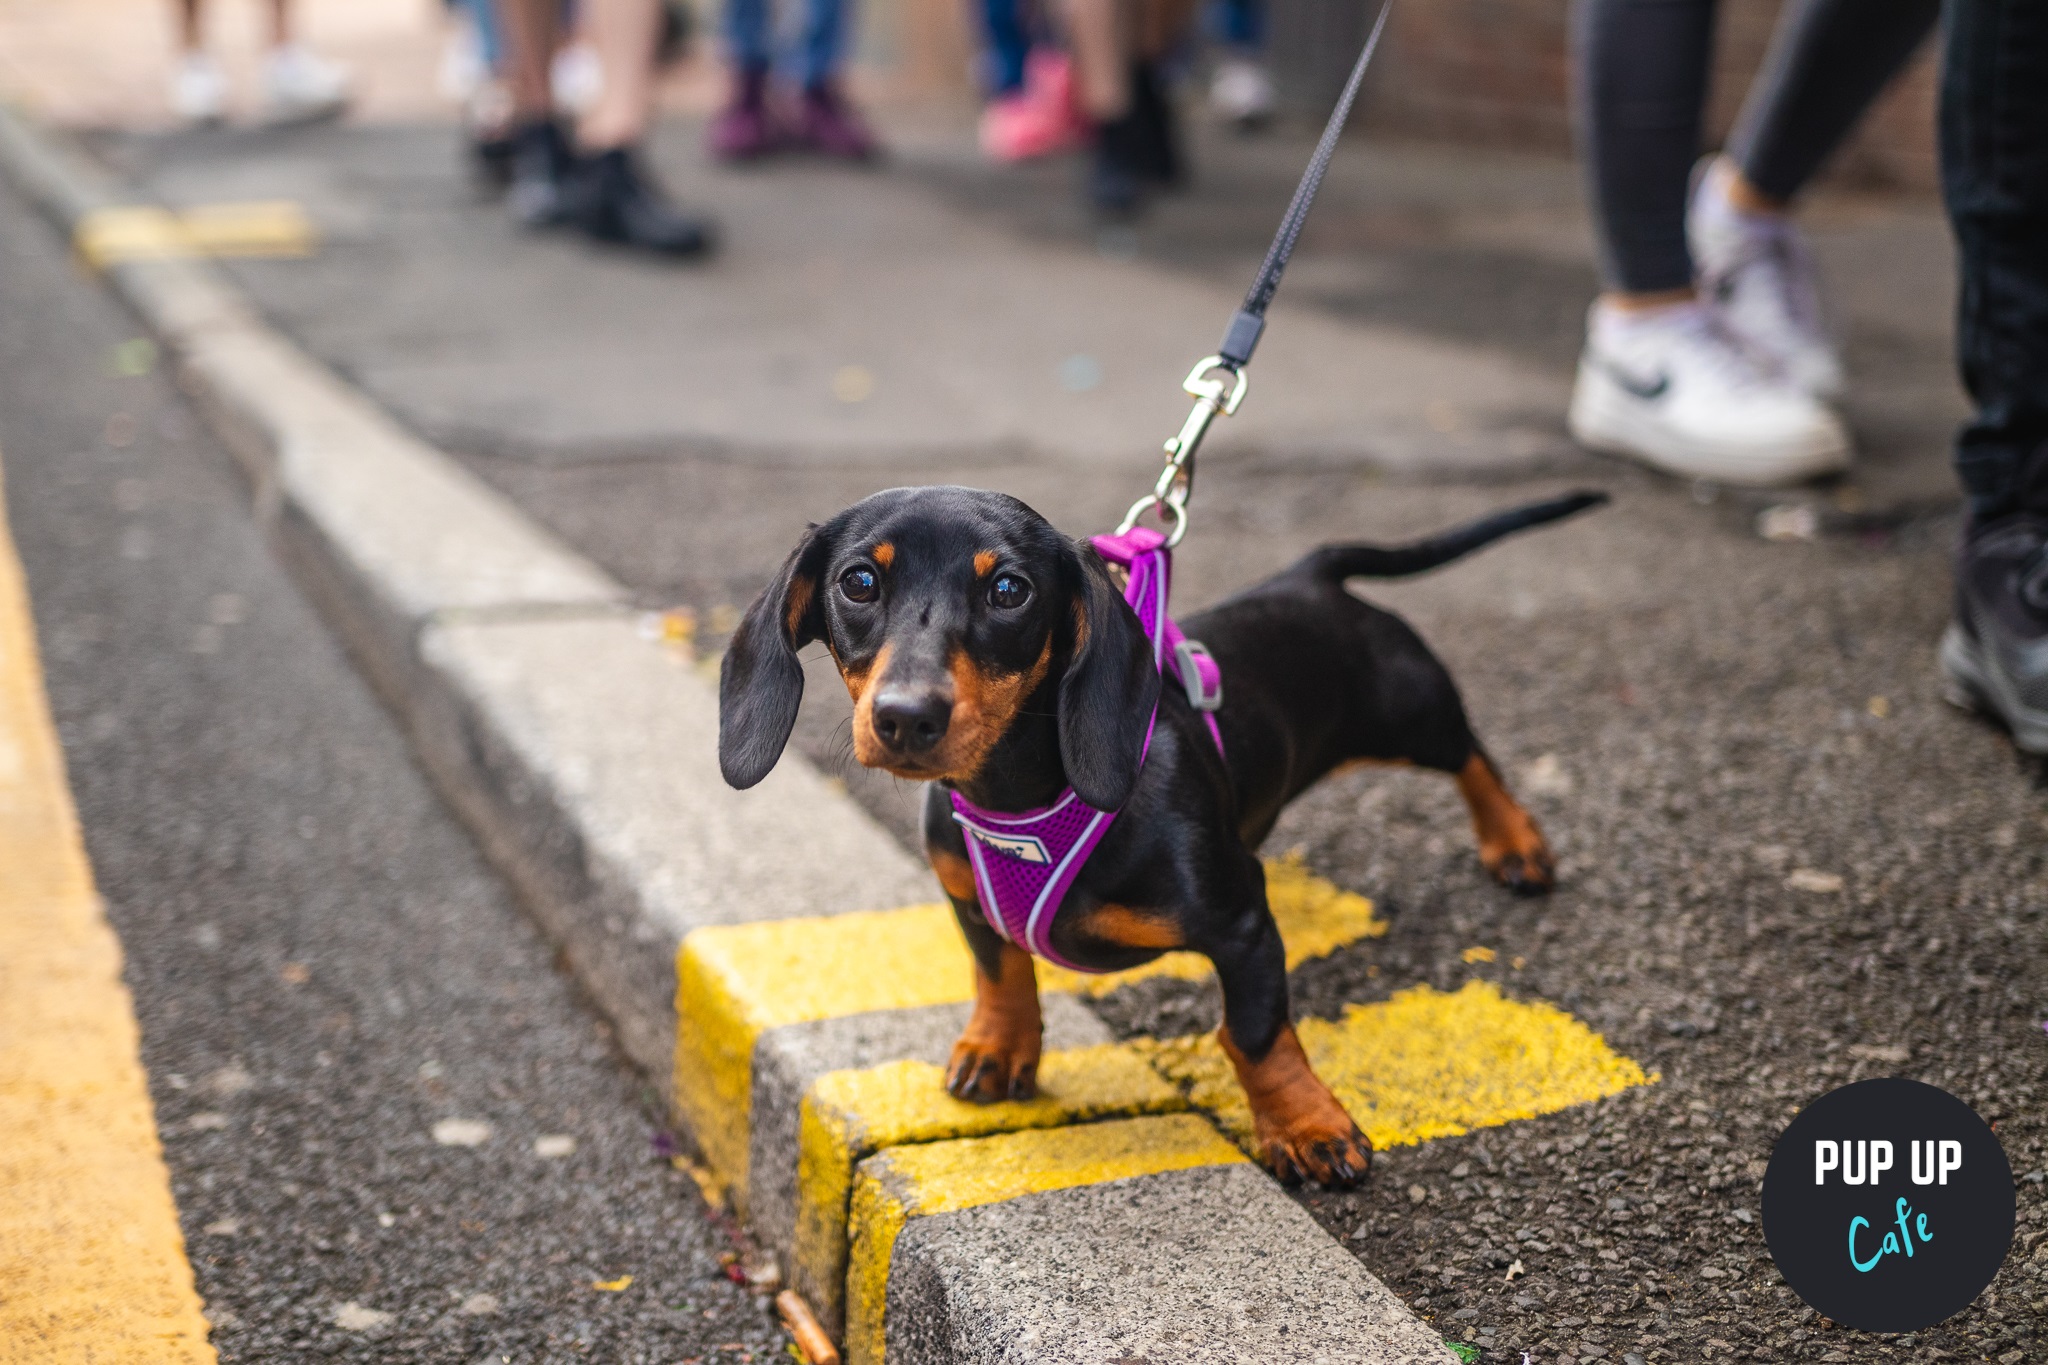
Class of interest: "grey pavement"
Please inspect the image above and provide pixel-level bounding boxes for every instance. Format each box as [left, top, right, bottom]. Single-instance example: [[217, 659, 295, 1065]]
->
[[0, 161, 784, 1363], [24, 102, 2048, 1363]]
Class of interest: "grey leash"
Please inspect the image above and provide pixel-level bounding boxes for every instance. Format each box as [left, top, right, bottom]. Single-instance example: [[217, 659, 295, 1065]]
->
[[1118, 0, 1396, 546]]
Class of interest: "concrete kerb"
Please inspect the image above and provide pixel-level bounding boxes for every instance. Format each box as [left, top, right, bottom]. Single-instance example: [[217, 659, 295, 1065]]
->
[[0, 106, 1473, 1362], [0, 103, 929, 1076]]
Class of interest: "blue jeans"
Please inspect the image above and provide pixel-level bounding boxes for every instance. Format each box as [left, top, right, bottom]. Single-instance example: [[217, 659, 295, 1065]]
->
[[725, 0, 851, 88], [979, 0, 1033, 95], [1942, 0, 2048, 521], [1207, 0, 1264, 51]]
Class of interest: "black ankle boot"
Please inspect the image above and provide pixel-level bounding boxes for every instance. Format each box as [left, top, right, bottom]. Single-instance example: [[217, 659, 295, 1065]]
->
[[1089, 104, 1151, 215], [508, 118, 575, 226], [1127, 60, 1183, 187], [572, 147, 716, 257]]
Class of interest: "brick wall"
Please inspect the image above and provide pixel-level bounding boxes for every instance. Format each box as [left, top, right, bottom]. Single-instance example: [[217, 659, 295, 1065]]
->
[[1323, 0, 1940, 192]]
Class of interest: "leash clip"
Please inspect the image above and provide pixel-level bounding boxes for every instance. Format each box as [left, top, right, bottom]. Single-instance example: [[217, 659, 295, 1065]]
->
[[1164, 355, 1249, 463], [1117, 357, 1248, 547]]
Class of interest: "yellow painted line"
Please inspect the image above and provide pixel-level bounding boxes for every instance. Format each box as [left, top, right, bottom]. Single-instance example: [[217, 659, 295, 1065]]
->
[[789, 1042, 1183, 1329], [843, 1114, 1246, 1365], [74, 202, 316, 269], [0, 457, 216, 1361], [672, 855, 1383, 1194], [1139, 979, 1656, 1153]]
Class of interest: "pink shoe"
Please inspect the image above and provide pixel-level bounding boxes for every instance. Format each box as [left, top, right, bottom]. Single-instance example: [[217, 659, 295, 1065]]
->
[[979, 49, 1087, 162], [794, 80, 880, 161], [710, 65, 778, 162]]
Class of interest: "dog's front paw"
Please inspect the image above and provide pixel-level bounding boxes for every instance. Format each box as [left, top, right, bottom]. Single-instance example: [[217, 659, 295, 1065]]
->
[[1259, 1112, 1374, 1190], [944, 1035, 1040, 1103]]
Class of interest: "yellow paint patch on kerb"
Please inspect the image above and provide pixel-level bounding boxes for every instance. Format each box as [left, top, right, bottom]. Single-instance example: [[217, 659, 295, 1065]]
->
[[790, 1043, 1183, 1331], [1140, 979, 1655, 1153], [0, 459, 216, 1361], [671, 858, 1380, 1195], [75, 201, 316, 269], [1039, 850, 1386, 995], [843, 1114, 1245, 1365]]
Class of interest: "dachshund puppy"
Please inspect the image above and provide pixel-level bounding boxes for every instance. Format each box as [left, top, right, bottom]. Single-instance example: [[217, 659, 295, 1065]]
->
[[720, 486, 1603, 1188]]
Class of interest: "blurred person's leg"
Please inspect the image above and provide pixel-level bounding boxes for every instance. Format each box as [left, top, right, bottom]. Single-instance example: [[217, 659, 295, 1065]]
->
[[790, 0, 881, 158], [1682, 0, 1939, 397], [1937, 0, 2048, 751], [170, 0, 228, 123], [978, 0, 1087, 163], [981, 0, 1033, 96], [710, 0, 778, 158], [448, 0, 520, 187], [577, 0, 663, 149], [260, 0, 353, 123], [501, 0, 579, 221], [572, 0, 718, 252], [1567, 0, 1847, 485], [1067, 0, 1190, 211], [1206, 0, 1272, 131]]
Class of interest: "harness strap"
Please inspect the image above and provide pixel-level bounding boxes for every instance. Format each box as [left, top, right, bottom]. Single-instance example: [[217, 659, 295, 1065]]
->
[[947, 531, 1218, 970]]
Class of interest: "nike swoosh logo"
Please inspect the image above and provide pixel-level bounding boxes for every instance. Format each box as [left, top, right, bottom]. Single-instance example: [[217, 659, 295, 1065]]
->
[[1597, 359, 1671, 401]]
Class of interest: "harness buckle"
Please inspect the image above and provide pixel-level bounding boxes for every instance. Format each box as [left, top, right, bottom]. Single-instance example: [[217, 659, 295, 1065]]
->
[[1173, 638, 1224, 712]]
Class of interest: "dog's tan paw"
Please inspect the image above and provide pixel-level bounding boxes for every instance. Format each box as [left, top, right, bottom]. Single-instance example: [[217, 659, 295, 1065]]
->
[[1483, 841, 1555, 897], [944, 1035, 1039, 1103], [1261, 1114, 1374, 1189]]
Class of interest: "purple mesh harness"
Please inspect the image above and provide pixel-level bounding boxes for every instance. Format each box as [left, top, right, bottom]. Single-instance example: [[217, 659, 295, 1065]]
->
[[946, 525, 1223, 971]]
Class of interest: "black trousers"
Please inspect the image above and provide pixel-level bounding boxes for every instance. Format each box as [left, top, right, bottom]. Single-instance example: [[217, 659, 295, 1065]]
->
[[1574, 0, 1939, 293], [1943, 0, 2048, 522]]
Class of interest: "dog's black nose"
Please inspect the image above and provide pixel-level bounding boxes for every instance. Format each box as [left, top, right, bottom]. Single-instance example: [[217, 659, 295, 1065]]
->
[[871, 688, 951, 754]]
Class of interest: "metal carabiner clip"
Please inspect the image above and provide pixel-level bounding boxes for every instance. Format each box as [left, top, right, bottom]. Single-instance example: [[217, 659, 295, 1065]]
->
[[1117, 357, 1249, 546], [1164, 356, 1250, 464]]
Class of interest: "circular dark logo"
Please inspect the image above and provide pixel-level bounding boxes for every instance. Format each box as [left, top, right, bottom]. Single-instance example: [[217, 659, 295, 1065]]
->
[[1762, 1078, 2014, 1332]]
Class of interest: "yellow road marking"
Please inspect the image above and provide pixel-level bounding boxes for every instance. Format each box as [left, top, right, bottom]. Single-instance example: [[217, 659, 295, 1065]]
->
[[672, 856, 1384, 1193], [1140, 979, 1656, 1152], [74, 202, 316, 269], [844, 1114, 1245, 1365], [0, 457, 216, 1361], [790, 1042, 1182, 1329]]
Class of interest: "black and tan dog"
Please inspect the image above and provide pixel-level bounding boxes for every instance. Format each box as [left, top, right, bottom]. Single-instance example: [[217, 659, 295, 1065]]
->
[[719, 486, 1603, 1188]]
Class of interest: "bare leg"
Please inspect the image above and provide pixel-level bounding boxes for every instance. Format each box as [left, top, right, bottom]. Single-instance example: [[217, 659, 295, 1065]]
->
[[268, 0, 291, 47], [498, 0, 562, 122], [1062, 0, 1129, 121], [576, 0, 662, 152], [175, 0, 203, 51]]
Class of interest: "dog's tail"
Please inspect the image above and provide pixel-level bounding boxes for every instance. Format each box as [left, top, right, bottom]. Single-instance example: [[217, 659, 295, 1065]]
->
[[1297, 490, 1609, 582]]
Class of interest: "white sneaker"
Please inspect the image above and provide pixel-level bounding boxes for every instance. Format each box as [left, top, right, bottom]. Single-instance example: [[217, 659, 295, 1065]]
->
[[262, 44, 351, 125], [1688, 158, 1845, 399], [1209, 57, 1275, 129], [171, 52, 228, 125], [1568, 301, 1850, 486]]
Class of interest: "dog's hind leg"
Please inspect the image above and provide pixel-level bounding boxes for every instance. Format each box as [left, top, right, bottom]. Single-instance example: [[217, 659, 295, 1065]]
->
[[1329, 608, 1555, 896], [1453, 749, 1554, 896]]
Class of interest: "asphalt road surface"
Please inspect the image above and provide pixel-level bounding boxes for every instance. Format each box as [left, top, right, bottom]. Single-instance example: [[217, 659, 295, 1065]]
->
[[0, 164, 782, 1362], [9, 108, 2048, 1365]]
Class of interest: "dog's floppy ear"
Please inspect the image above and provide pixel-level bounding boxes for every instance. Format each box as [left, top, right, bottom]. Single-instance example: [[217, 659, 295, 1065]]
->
[[1057, 541, 1160, 811], [720, 526, 830, 789]]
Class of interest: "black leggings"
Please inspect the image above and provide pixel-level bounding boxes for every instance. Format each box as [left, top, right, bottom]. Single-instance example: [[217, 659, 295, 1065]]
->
[[1574, 0, 1940, 293]]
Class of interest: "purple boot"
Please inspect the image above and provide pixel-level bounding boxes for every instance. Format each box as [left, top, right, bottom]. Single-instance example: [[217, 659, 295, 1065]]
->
[[710, 64, 777, 162], [793, 80, 879, 161]]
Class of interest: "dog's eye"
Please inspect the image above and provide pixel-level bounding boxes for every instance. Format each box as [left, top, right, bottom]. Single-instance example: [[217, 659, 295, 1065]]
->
[[988, 574, 1031, 610], [840, 566, 879, 603]]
